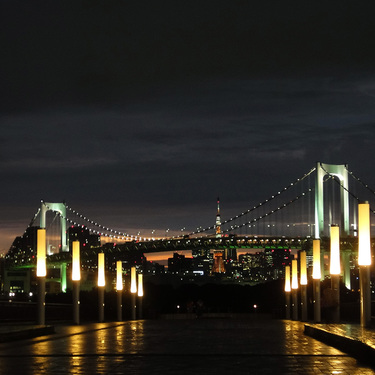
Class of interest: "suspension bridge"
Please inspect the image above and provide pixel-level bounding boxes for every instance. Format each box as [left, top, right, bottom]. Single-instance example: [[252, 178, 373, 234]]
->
[[4, 161, 375, 294], [6, 162, 375, 257]]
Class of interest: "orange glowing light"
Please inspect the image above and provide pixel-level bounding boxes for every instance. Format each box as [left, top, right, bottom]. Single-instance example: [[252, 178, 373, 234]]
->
[[72, 240, 80, 281], [330, 225, 340, 275], [285, 265, 291, 292], [98, 253, 105, 287], [137, 274, 143, 297], [116, 260, 123, 291], [300, 251, 307, 285], [130, 266, 137, 293], [292, 259, 298, 289], [312, 239, 321, 280], [358, 202, 372, 266], [37, 229, 46, 277]]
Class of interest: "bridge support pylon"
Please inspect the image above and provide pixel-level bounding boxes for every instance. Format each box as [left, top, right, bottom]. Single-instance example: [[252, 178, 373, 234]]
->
[[315, 162, 350, 238], [40, 201, 68, 253]]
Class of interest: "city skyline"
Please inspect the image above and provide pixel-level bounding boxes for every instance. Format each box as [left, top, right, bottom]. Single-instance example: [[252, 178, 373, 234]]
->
[[2, 1, 375, 254]]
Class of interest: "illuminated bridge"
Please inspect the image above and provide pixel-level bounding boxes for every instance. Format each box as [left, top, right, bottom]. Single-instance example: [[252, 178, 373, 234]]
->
[[4, 161, 375, 292]]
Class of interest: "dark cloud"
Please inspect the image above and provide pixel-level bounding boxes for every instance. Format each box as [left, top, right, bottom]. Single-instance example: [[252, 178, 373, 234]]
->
[[1, 0, 375, 252]]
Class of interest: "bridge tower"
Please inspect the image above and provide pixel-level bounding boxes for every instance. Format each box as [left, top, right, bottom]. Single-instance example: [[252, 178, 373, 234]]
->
[[40, 201, 68, 253], [216, 197, 222, 238], [315, 162, 350, 239]]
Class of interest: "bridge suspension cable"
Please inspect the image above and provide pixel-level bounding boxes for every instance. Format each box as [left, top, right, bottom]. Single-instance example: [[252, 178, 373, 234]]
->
[[26, 208, 41, 231], [188, 167, 316, 237], [321, 165, 375, 215], [42, 202, 138, 242], [222, 187, 314, 233], [346, 167, 375, 199]]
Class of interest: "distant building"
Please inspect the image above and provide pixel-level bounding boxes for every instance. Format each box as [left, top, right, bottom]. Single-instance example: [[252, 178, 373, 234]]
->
[[5, 226, 39, 266], [211, 250, 226, 273], [168, 253, 192, 274], [68, 225, 100, 252]]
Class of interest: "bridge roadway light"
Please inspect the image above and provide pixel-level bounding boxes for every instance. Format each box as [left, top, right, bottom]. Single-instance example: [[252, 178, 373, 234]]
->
[[300, 251, 308, 322], [37, 228, 46, 325], [72, 241, 80, 324], [330, 225, 340, 323], [97, 253, 105, 323], [312, 239, 321, 323], [358, 202, 372, 327], [291, 259, 298, 320], [284, 265, 291, 319]]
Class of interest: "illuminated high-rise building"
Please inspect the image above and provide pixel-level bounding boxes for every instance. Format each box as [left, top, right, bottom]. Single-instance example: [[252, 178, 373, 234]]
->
[[216, 197, 221, 238]]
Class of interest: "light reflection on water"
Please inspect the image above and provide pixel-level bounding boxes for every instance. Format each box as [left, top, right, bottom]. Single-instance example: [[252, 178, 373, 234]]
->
[[1, 320, 375, 374]]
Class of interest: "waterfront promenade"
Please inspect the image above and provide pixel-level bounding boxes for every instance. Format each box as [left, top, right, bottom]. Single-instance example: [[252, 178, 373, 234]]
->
[[0, 316, 374, 374]]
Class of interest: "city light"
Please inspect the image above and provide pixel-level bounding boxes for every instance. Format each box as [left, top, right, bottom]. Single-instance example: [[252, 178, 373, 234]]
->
[[138, 274, 143, 297], [98, 253, 105, 287], [131, 266, 137, 293], [116, 260, 123, 291], [312, 239, 321, 280], [330, 225, 341, 275], [291, 259, 298, 289], [36, 228, 46, 277], [72, 240, 81, 281], [300, 251, 307, 285], [358, 202, 371, 266], [284, 265, 291, 292]]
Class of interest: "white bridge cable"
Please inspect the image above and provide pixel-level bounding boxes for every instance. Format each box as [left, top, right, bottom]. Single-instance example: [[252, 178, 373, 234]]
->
[[41, 167, 318, 241], [25, 208, 41, 232], [42, 202, 138, 242], [188, 167, 316, 236], [321, 165, 375, 215], [222, 187, 314, 233]]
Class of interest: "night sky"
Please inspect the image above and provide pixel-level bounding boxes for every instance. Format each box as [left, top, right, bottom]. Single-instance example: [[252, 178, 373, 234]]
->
[[1, 0, 375, 254]]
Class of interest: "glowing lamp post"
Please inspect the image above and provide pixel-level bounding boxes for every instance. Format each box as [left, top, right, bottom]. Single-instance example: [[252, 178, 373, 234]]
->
[[98, 253, 105, 323], [300, 251, 308, 322], [131, 267, 137, 320], [284, 265, 291, 319], [72, 241, 81, 324], [312, 239, 321, 323], [116, 260, 123, 321], [330, 225, 340, 323], [137, 274, 144, 319], [358, 202, 372, 327], [291, 259, 298, 320], [37, 228, 46, 325]]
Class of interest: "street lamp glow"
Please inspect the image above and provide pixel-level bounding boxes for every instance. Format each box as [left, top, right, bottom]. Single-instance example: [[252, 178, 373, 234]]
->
[[72, 241, 81, 281], [37, 229, 46, 277], [330, 225, 341, 275], [98, 253, 105, 287], [116, 260, 123, 291], [312, 239, 321, 280], [137, 274, 143, 297], [285, 265, 291, 292], [358, 202, 372, 266], [300, 251, 307, 285], [291, 259, 298, 289], [131, 266, 137, 293]]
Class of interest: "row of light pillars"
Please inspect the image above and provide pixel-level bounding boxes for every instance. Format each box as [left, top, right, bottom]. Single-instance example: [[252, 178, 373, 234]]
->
[[284, 202, 372, 327], [36, 236, 144, 325]]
